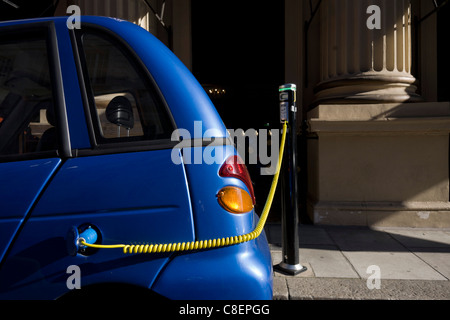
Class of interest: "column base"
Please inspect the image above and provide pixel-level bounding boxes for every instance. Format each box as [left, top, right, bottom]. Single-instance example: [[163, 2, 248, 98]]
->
[[313, 75, 423, 106], [307, 102, 450, 228], [308, 200, 450, 228]]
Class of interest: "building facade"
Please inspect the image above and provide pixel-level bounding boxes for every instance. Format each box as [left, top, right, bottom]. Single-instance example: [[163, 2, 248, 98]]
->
[[296, 0, 450, 228], [52, 0, 450, 227]]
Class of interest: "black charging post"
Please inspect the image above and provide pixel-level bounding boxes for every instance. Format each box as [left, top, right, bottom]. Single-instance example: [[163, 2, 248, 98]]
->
[[274, 83, 307, 275]]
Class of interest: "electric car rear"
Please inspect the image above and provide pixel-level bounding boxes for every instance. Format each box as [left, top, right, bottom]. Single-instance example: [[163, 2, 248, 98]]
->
[[0, 16, 273, 300]]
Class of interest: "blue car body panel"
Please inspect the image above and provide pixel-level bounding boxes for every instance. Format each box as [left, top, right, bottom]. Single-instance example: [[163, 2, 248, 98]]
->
[[0, 16, 273, 300], [0, 159, 61, 263], [152, 236, 273, 300], [0, 149, 194, 299]]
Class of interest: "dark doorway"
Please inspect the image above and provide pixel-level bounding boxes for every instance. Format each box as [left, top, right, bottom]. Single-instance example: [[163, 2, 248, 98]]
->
[[437, 1, 450, 102], [191, 1, 284, 130], [191, 1, 285, 219]]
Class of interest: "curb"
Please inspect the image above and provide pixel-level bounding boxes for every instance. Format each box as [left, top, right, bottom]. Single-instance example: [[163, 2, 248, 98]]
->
[[273, 277, 450, 300]]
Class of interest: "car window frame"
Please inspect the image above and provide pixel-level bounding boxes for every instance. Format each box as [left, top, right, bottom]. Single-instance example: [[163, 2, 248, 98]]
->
[[0, 21, 71, 163], [71, 24, 179, 156]]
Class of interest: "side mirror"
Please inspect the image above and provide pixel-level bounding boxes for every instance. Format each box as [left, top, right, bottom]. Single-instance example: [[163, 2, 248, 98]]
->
[[105, 96, 134, 130]]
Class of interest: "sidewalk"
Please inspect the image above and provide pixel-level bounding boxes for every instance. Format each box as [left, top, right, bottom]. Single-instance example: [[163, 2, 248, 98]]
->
[[265, 223, 450, 300]]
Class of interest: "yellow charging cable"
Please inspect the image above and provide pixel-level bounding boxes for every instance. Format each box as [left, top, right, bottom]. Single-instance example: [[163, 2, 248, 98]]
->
[[80, 121, 288, 254]]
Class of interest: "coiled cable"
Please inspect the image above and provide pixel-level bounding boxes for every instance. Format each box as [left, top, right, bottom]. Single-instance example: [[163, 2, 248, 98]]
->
[[80, 121, 288, 254]]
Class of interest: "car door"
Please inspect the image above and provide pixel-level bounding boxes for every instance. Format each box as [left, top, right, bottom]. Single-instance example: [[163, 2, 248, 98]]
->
[[0, 22, 68, 265], [0, 21, 195, 299]]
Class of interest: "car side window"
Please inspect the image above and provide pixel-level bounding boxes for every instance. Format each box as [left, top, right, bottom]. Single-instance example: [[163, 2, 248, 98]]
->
[[0, 30, 58, 157], [78, 30, 174, 145]]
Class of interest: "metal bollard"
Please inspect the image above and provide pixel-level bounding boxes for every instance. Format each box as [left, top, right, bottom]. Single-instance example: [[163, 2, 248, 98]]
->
[[275, 84, 307, 275]]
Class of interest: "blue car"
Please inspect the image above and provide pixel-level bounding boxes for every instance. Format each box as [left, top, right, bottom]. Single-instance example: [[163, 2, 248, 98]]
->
[[0, 16, 273, 300]]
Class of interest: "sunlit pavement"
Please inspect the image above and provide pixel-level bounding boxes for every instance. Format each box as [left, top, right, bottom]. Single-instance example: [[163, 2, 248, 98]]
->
[[266, 224, 450, 300]]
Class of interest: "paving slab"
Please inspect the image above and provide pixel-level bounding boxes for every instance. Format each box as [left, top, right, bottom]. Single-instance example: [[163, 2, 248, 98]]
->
[[413, 250, 450, 280], [384, 229, 450, 248], [325, 227, 406, 251], [341, 251, 448, 280], [286, 278, 382, 300], [299, 246, 359, 278], [273, 277, 289, 300], [284, 278, 450, 300]]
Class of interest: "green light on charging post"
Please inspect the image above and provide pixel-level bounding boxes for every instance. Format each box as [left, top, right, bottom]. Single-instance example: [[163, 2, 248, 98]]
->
[[279, 84, 297, 92]]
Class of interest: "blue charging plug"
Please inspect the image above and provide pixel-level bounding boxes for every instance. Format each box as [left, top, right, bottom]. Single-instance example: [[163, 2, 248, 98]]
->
[[67, 225, 98, 256], [78, 226, 98, 249]]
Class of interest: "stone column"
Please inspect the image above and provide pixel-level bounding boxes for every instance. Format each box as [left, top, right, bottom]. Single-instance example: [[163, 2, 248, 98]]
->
[[306, 0, 450, 228], [315, 0, 422, 104]]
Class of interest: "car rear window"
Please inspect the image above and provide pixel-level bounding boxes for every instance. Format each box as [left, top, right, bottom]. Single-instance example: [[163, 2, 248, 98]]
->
[[77, 29, 174, 146]]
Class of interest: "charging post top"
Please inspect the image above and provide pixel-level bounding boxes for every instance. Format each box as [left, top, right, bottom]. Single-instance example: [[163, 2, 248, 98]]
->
[[279, 84, 297, 124]]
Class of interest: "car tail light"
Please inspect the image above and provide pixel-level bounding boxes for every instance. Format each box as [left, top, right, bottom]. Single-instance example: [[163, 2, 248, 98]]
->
[[217, 186, 254, 214], [219, 155, 256, 205]]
